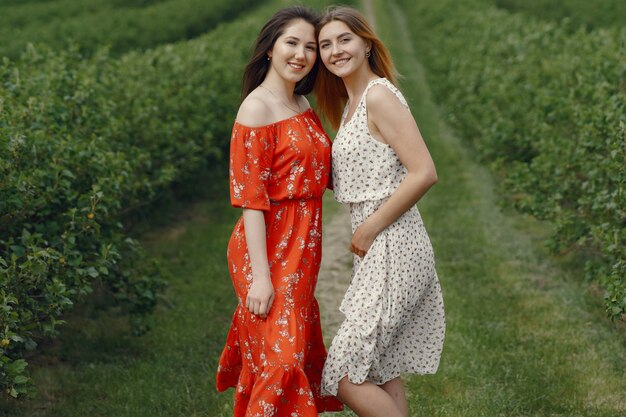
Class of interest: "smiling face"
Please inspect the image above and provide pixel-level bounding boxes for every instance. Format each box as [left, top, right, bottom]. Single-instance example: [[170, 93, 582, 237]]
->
[[318, 20, 370, 79], [267, 19, 317, 84]]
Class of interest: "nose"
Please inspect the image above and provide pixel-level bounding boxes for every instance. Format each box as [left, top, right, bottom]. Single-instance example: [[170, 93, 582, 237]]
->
[[331, 42, 341, 56], [294, 45, 306, 60]]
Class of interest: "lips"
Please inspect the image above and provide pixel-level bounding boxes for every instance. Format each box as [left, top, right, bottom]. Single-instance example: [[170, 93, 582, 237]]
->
[[288, 62, 305, 70], [332, 57, 350, 66]]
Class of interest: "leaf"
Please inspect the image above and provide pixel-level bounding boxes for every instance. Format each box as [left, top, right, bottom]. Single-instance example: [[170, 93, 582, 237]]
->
[[24, 338, 37, 351], [8, 359, 27, 374], [61, 169, 76, 179], [13, 375, 29, 384], [10, 245, 25, 257]]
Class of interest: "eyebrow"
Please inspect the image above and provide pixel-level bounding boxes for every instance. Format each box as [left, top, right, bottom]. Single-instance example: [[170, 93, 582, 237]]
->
[[319, 32, 353, 43], [284, 35, 316, 46]]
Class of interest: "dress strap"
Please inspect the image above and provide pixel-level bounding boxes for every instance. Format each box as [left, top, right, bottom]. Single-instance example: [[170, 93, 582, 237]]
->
[[341, 103, 350, 124], [361, 78, 409, 112], [342, 78, 410, 126]]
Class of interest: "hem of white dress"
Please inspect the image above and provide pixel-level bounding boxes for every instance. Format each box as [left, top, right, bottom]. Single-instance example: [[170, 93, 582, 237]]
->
[[321, 366, 440, 397]]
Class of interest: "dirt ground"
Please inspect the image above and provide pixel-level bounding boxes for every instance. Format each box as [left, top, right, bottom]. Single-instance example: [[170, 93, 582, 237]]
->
[[316, 204, 353, 342]]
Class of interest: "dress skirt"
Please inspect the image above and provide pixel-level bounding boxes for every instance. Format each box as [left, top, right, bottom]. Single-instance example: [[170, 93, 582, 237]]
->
[[321, 199, 446, 396], [217, 198, 342, 416]]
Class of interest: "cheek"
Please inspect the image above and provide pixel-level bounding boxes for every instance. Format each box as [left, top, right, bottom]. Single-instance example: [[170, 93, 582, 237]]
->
[[320, 49, 332, 66], [305, 50, 317, 62], [272, 43, 289, 58]]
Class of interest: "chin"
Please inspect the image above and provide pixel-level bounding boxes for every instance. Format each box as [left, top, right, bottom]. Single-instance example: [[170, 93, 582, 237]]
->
[[290, 74, 308, 83], [330, 68, 353, 79]]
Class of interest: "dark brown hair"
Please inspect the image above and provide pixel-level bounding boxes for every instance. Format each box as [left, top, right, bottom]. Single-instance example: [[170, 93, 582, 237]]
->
[[241, 6, 320, 100], [315, 6, 397, 129]]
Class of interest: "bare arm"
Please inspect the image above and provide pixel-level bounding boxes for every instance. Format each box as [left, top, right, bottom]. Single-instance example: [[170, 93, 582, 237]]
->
[[242, 208, 274, 318], [235, 97, 276, 317], [350, 86, 437, 257]]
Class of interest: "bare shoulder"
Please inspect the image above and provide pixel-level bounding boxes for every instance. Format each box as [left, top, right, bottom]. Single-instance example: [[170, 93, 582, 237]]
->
[[235, 94, 273, 128], [366, 83, 407, 116], [297, 95, 311, 111]]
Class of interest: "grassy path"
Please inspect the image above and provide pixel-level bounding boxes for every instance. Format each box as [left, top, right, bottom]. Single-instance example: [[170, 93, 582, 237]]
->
[[2, 0, 625, 416]]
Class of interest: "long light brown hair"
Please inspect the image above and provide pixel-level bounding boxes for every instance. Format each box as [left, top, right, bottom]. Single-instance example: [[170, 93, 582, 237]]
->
[[315, 6, 397, 129], [241, 6, 320, 100]]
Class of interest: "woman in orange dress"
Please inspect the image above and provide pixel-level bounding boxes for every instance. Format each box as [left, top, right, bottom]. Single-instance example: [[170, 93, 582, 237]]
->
[[215, 6, 343, 416]]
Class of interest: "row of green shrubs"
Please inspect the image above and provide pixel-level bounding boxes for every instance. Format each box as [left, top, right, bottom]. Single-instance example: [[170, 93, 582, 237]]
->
[[397, 0, 625, 320], [493, 0, 626, 30], [0, 0, 260, 59], [0, 0, 49, 7], [0, 0, 165, 30], [0, 1, 273, 397]]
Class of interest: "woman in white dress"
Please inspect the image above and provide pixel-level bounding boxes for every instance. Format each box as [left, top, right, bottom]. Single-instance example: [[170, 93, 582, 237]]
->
[[314, 6, 446, 417]]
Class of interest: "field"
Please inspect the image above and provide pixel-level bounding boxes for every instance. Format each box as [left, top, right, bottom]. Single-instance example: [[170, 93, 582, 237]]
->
[[0, 0, 624, 415]]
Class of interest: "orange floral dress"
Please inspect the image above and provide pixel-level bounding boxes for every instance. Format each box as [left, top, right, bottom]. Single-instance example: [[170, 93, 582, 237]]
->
[[216, 108, 343, 416]]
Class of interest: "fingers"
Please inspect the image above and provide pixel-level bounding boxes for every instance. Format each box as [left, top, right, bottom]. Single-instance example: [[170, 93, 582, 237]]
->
[[349, 243, 367, 258], [267, 293, 274, 314], [259, 299, 268, 317], [259, 294, 275, 319], [245, 296, 256, 315], [245, 294, 274, 318]]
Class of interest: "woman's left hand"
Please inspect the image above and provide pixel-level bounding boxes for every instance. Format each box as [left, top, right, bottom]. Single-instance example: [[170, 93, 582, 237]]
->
[[349, 220, 379, 258]]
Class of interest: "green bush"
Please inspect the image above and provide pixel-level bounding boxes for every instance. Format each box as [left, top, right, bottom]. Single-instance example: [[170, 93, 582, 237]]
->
[[0, 0, 51, 7], [494, 0, 626, 30], [0, 0, 165, 30], [0, 5, 264, 397], [0, 0, 261, 59], [397, 0, 625, 320]]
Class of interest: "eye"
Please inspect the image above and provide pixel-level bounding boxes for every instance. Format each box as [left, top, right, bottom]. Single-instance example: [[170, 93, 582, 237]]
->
[[286, 40, 297, 46], [320, 43, 330, 50], [306, 45, 316, 51]]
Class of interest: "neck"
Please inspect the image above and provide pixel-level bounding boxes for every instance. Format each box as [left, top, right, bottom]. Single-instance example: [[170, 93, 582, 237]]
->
[[261, 69, 297, 100], [342, 65, 379, 103]]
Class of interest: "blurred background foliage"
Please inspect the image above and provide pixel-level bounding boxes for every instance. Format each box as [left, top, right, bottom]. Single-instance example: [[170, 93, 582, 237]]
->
[[0, 0, 623, 408]]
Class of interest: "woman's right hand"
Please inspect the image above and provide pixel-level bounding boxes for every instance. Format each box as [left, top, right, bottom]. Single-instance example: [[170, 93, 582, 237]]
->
[[246, 277, 275, 319]]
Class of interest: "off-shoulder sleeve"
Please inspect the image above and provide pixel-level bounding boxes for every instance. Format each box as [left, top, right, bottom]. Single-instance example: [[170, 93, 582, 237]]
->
[[310, 109, 323, 128], [229, 123, 275, 210]]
